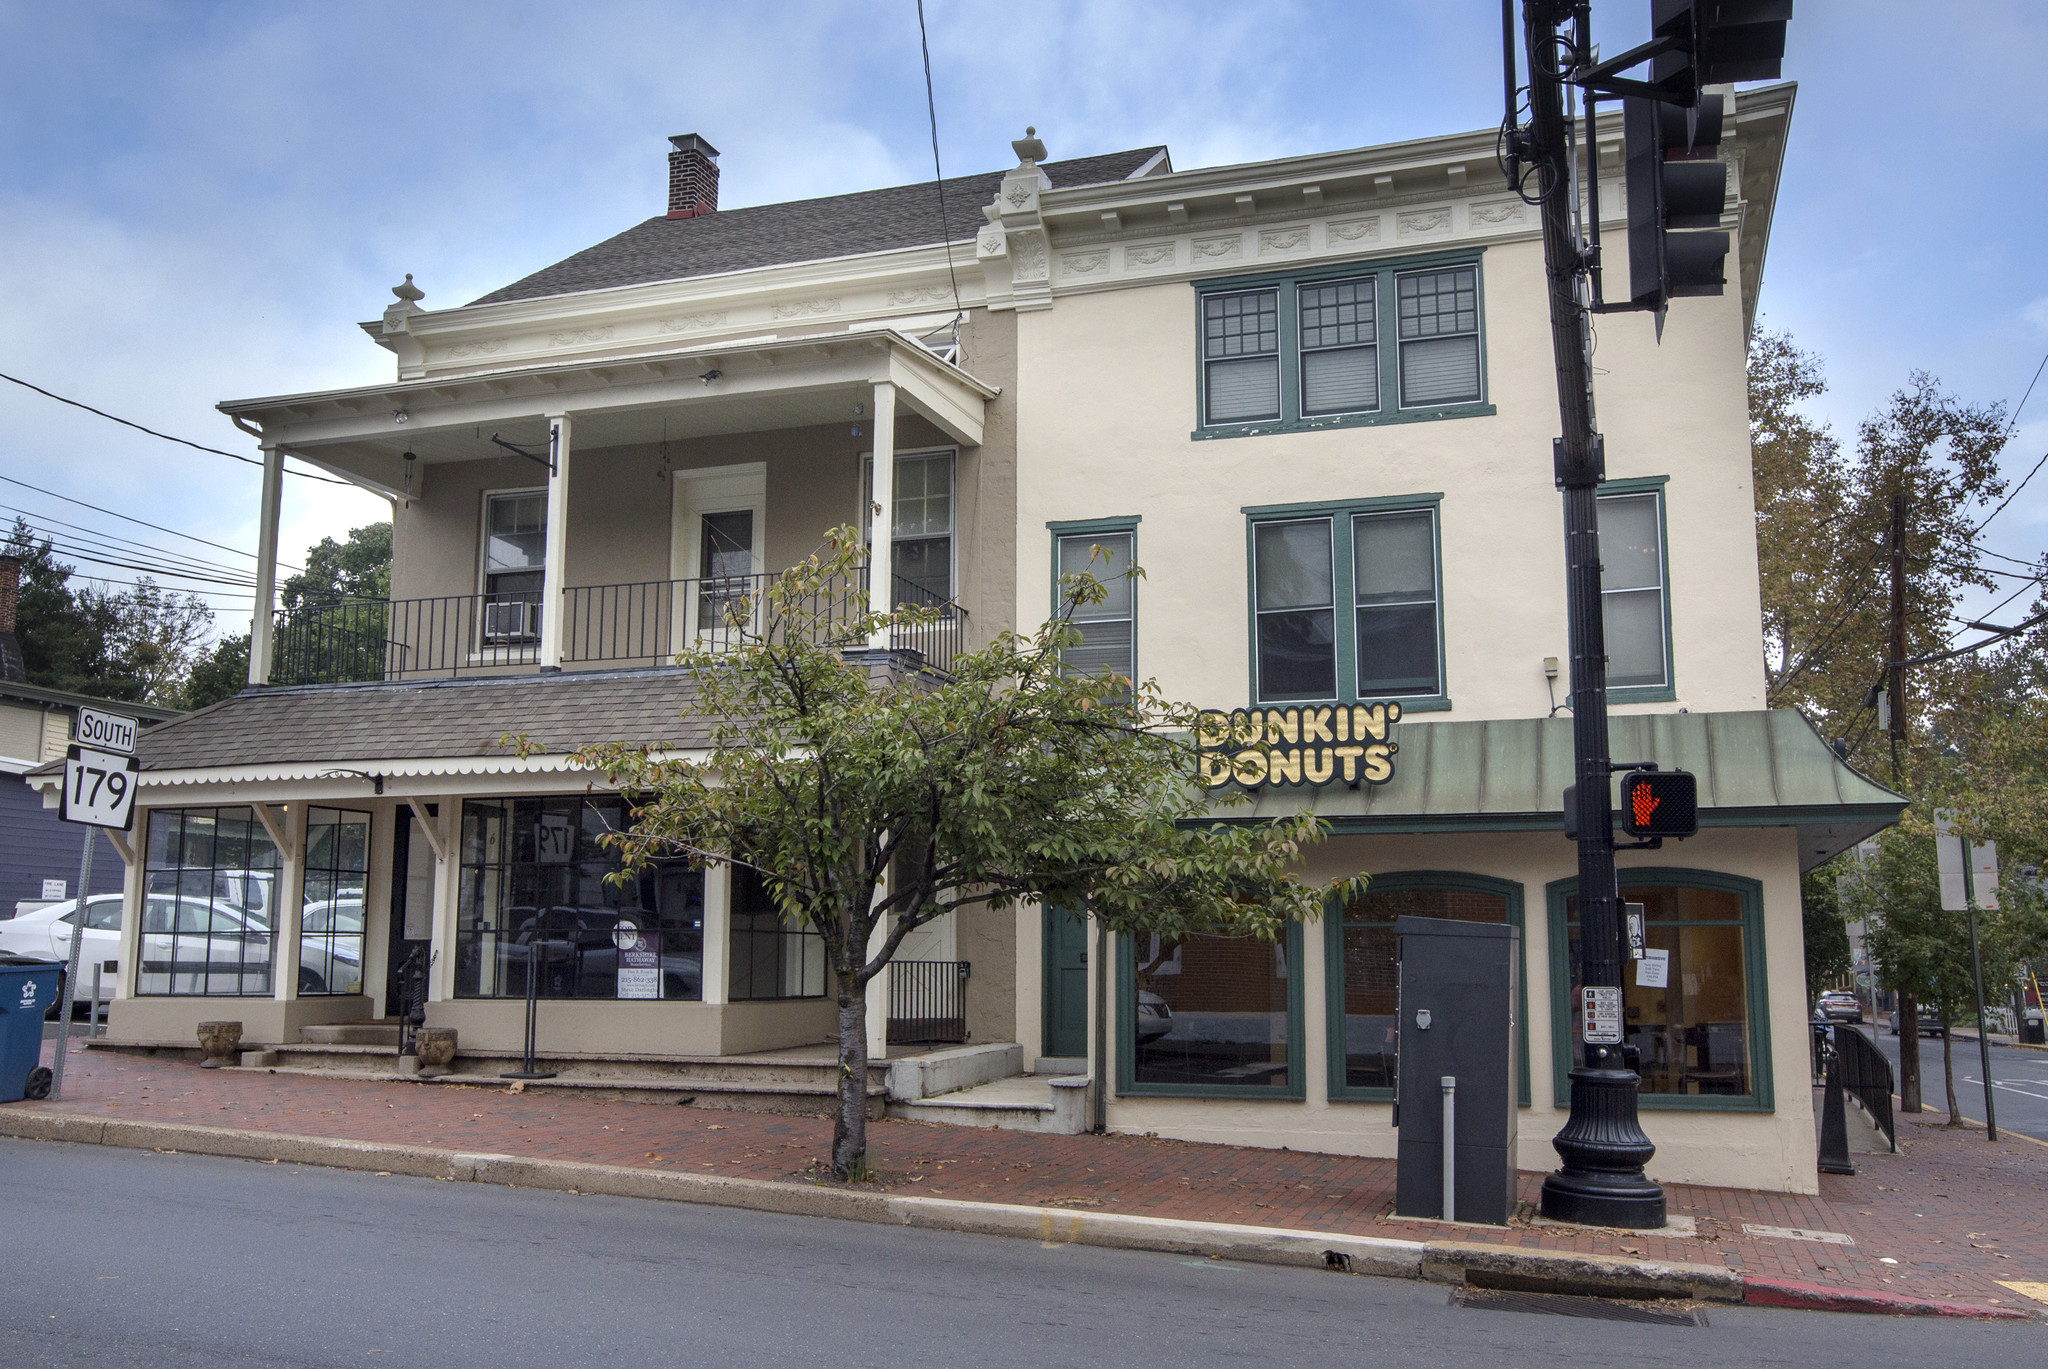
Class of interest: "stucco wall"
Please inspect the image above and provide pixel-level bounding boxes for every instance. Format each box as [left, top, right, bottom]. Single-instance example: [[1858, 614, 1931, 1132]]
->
[[1098, 826, 1817, 1194], [1010, 239, 1766, 721]]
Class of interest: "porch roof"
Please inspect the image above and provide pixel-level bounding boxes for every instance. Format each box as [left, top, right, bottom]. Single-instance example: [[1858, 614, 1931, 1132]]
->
[[216, 327, 997, 501], [1218, 709, 1904, 872]]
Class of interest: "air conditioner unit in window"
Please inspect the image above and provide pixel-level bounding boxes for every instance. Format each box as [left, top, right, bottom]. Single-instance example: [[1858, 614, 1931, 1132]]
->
[[482, 598, 540, 643]]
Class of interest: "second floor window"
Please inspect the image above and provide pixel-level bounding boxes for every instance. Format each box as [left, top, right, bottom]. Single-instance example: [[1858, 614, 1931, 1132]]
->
[[482, 491, 545, 641], [1250, 500, 1444, 706], [1057, 530, 1135, 683], [1597, 488, 1671, 693]]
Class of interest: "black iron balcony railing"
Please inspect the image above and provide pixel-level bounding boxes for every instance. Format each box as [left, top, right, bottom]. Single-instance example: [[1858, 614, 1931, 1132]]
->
[[268, 571, 967, 686]]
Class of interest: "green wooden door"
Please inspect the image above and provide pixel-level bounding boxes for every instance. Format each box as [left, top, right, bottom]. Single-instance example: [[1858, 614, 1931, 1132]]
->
[[1043, 904, 1090, 1058]]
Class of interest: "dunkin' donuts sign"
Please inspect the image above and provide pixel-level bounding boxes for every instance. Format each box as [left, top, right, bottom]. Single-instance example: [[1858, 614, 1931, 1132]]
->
[[1196, 703, 1402, 788]]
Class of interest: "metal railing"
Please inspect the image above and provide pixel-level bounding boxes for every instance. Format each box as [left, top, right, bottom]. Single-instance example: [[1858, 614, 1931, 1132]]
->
[[727, 923, 827, 1001], [270, 571, 967, 685], [887, 959, 970, 1046], [1834, 1024, 1897, 1152]]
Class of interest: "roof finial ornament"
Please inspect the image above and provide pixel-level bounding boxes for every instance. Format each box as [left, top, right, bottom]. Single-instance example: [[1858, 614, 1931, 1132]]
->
[[1012, 126, 1047, 166], [392, 273, 425, 304]]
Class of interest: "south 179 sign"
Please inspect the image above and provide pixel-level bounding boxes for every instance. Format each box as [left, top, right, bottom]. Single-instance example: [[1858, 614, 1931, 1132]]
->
[[1196, 703, 1402, 789]]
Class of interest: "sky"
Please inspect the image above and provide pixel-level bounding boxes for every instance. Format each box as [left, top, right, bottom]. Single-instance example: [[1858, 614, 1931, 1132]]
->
[[1, 0, 2044, 639]]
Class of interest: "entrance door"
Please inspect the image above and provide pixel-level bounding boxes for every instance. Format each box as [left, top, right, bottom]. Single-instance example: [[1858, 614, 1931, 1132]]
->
[[384, 805, 437, 1016], [1042, 904, 1089, 1059]]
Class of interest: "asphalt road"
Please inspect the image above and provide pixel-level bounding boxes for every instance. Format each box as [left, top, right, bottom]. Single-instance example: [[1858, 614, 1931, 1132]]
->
[[0, 1139, 2037, 1367], [1848, 1022, 2048, 1143]]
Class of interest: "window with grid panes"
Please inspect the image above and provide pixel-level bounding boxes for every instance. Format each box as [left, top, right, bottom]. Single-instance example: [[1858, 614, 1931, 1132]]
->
[[1202, 289, 1281, 423], [1057, 531, 1135, 683], [1298, 277, 1379, 415], [1396, 267, 1481, 406], [1596, 489, 1669, 690]]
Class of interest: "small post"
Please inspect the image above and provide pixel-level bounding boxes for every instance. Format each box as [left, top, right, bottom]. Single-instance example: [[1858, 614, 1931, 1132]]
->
[[501, 942, 556, 1080], [1964, 905, 1998, 1141], [1440, 1075, 1457, 1224], [48, 832, 95, 1101], [90, 962, 104, 1038]]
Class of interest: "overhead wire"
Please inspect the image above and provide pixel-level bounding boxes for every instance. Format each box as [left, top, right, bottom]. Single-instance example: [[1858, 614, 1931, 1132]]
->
[[0, 370, 353, 486], [914, 0, 965, 338], [0, 471, 301, 572], [0, 504, 256, 580]]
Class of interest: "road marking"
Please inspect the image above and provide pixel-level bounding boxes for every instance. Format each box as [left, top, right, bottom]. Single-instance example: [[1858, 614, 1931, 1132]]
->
[[1742, 1223, 1854, 1246], [1998, 1281, 2048, 1306]]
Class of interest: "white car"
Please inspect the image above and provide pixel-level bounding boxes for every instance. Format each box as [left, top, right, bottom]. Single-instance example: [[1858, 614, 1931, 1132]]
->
[[0, 896, 124, 1006]]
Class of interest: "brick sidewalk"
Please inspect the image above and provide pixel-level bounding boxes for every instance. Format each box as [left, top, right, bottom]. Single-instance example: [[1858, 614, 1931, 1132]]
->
[[20, 1040, 2048, 1313]]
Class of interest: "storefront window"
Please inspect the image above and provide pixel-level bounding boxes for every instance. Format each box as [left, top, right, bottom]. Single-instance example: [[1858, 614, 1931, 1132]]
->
[[1123, 928, 1298, 1094], [139, 807, 279, 996], [1330, 880, 1510, 1096], [728, 866, 825, 1000], [455, 797, 705, 1000], [299, 808, 369, 996], [1553, 874, 1767, 1106]]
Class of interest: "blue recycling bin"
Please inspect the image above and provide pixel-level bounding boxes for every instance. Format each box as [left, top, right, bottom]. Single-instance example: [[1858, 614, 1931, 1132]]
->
[[0, 955, 63, 1103]]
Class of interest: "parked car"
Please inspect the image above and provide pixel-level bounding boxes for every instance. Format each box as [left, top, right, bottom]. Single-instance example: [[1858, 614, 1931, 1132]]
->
[[1135, 990, 1175, 1044], [1817, 990, 1863, 1023], [298, 897, 366, 995], [0, 896, 124, 1007]]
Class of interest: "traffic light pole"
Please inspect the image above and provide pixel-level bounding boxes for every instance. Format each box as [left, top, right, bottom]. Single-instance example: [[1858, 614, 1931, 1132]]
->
[[1520, 0, 1666, 1228]]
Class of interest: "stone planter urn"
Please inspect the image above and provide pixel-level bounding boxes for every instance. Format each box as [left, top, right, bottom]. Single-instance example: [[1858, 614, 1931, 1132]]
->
[[415, 1027, 458, 1079], [196, 1021, 243, 1068]]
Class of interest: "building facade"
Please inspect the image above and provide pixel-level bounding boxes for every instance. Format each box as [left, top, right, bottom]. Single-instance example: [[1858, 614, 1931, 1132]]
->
[[40, 83, 1903, 1194]]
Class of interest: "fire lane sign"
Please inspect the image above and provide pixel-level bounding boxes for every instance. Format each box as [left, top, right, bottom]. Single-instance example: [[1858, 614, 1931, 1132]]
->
[[61, 744, 139, 831]]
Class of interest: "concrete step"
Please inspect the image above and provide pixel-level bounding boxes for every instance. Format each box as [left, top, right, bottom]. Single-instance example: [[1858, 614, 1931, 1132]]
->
[[891, 1075, 1092, 1135], [300, 1023, 402, 1047]]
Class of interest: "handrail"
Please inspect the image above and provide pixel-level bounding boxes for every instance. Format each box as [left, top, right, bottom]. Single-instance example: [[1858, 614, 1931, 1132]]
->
[[1833, 1024, 1896, 1152]]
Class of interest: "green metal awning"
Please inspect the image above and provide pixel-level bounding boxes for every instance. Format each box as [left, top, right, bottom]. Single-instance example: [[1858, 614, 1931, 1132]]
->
[[1217, 709, 1904, 871]]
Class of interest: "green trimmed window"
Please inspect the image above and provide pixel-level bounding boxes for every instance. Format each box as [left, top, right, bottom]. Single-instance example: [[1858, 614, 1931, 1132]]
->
[[1119, 925, 1303, 1099], [1597, 480, 1673, 700], [1245, 495, 1447, 709], [1324, 873, 1530, 1105], [1056, 528, 1136, 683], [1195, 254, 1492, 438], [1547, 870, 1774, 1111]]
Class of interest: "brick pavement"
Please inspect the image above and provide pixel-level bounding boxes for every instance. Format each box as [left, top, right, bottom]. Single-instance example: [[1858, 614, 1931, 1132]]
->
[[18, 1041, 2048, 1314]]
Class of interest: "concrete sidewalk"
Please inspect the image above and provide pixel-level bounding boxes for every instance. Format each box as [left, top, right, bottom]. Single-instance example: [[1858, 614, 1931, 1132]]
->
[[9, 1040, 2046, 1319]]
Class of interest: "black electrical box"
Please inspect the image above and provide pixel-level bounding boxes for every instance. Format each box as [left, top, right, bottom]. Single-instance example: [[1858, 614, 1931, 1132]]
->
[[1394, 916, 1520, 1225]]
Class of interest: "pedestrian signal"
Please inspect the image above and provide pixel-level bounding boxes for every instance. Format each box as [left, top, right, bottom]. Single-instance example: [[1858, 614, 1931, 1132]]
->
[[1619, 768, 1698, 839]]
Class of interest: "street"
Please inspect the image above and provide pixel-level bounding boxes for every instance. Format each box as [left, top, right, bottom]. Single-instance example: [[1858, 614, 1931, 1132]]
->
[[1853, 1022, 2048, 1143], [0, 1139, 2036, 1367]]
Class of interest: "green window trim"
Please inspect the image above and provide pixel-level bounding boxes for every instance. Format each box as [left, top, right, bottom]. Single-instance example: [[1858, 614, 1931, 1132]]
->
[[1323, 871, 1532, 1106], [1192, 250, 1495, 441], [1597, 475, 1676, 705], [1050, 517, 1141, 686], [1242, 492, 1451, 711], [1544, 867, 1776, 1113], [1116, 922, 1306, 1101]]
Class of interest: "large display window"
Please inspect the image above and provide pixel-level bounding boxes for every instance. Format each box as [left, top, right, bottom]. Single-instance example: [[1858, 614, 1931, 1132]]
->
[[1118, 925, 1302, 1098], [456, 797, 704, 1001], [138, 806, 280, 997]]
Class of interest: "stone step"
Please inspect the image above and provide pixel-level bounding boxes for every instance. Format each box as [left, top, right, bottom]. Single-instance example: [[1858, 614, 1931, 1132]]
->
[[299, 1023, 402, 1047], [891, 1075, 1091, 1135]]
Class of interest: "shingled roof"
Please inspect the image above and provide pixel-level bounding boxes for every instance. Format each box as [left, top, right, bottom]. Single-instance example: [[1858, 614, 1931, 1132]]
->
[[469, 146, 1169, 307]]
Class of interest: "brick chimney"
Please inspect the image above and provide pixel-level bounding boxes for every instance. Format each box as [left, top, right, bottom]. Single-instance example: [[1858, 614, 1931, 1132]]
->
[[667, 134, 720, 219], [0, 556, 24, 683]]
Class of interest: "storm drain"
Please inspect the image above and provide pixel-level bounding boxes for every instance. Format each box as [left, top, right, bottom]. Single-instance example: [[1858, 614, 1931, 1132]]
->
[[1451, 1287, 1706, 1326]]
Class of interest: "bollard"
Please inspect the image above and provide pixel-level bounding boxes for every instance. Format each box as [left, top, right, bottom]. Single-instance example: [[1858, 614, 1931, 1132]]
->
[[90, 962, 104, 1038], [1441, 1075, 1457, 1224]]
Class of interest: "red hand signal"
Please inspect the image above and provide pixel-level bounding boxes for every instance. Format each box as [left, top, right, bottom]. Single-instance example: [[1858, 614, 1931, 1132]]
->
[[1631, 786, 1660, 829]]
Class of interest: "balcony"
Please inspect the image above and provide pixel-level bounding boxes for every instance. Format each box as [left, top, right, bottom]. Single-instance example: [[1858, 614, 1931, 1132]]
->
[[267, 570, 967, 686]]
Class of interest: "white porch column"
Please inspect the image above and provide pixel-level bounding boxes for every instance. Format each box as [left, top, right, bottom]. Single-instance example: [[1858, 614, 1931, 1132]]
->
[[420, 799, 460, 1004], [113, 819, 145, 1000], [702, 860, 731, 1006], [539, 412, 573, 670], [248, 443, 284, 685], [270, 804, 306, 1003], [865, 382, 897, 648]]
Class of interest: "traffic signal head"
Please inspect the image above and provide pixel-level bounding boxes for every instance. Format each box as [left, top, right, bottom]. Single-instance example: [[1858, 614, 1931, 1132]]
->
[[1619, 768, 1699, 839], [1650, 0, 1793, 105], [1624, 93, 1731, 309]]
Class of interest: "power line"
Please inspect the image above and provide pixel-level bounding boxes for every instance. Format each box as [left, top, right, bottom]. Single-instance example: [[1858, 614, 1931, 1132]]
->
[[914, 0, 965, 325], [0, 369, 354, 486], [0, 472, 301, 572], [0, 504, 254, 580], [1972, 445, 2048, 538]]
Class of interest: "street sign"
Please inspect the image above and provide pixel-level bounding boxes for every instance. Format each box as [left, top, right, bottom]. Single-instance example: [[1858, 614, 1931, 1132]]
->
[[60, 744, 139, 830], [1970, 840, 2000, 910], [1581, 985, 1624, 1045], [74, 706, 135, 755], [1934, 811, 1969, 911]]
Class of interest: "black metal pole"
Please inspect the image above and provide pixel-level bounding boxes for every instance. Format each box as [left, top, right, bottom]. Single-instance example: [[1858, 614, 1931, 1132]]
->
[[1518, 0, 1665, 1228], [502, 941, 557, 1080]]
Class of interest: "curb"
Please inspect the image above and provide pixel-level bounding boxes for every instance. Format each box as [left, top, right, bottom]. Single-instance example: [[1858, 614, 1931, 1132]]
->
[[1744, 1276, 2034, 1320], [0, 1109, 2031, 1319]]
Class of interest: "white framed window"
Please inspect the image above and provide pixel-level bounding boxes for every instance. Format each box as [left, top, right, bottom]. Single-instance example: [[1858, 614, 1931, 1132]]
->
[[863, 449, 957, 605], [480, 489, 546, 642]]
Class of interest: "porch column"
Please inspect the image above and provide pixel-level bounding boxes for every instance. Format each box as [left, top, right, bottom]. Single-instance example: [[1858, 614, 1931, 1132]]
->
[[113, 818, 145, 1000], [269, 803, 306, 1004], [247, 442, 284, 685], [865, 382, 897, 648], [702, 860, 731, 1006], [539, 412, 573, 670]]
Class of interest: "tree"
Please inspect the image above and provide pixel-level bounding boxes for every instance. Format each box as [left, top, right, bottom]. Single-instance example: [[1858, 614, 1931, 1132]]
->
[[571, 530, 1355, 1179], [183, 634, 250, 710], [1848, 812, 2022, 1126], [281, 522, 391, 607], [1801, 864, 1852, 1006]]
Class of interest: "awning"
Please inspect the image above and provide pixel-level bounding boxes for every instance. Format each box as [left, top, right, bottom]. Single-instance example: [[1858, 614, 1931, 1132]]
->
[[1220, 709, 1904, 871]]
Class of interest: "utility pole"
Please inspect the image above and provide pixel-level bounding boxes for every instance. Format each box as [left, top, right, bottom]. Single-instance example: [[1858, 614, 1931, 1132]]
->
[[1518, 0, 1664, 1230], [1888, 490, 1922, 1111]]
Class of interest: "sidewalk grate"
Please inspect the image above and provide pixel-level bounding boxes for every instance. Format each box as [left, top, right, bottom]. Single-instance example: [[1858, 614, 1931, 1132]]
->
[[1452, 1287, 1706, 1326]]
